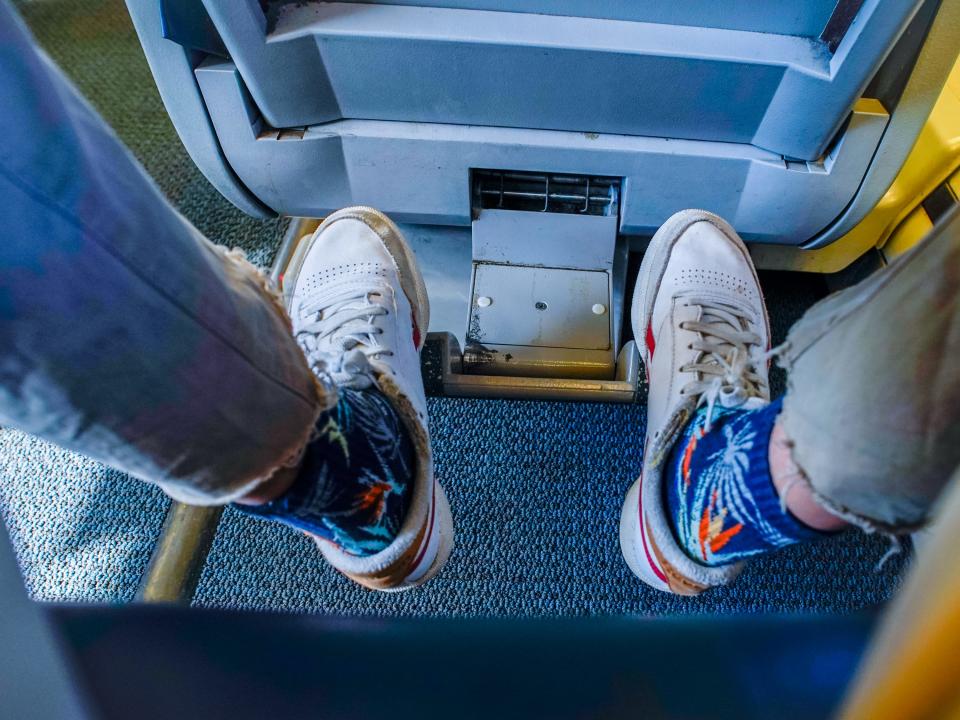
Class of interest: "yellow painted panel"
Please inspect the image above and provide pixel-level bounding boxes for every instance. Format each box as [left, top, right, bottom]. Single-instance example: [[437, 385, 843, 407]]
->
[[841, 476, 960, 720], [881, 206, 934, 260], [948, 168, 960, 197], [869, 56, 960, 261]]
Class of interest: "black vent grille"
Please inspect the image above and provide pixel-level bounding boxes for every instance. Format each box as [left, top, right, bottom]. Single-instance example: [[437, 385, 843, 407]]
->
[[473, 170, 620, 217]]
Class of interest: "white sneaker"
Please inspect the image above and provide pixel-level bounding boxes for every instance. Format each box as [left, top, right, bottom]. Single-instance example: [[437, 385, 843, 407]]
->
[[283, 206, 454, 591], [619, 210, 770, 595]]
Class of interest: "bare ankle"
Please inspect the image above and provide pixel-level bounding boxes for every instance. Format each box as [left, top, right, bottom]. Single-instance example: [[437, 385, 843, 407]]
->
[[769, 419, 848, 532]]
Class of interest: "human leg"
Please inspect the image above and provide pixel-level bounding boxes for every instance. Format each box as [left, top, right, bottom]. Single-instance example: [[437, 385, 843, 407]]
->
[[0, 0, 321, 503], [776, 206, 960, 533], [0, 3, 451, 587], [620, 208, 960, 594]]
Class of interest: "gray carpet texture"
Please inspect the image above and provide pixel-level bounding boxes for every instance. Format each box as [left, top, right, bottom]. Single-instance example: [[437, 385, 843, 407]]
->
[[2, 0, 908, 614], [0, 430, 168, 602]]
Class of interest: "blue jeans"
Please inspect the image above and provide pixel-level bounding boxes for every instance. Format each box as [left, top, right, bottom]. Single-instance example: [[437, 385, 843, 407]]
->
[[0, 1, 326, 504]]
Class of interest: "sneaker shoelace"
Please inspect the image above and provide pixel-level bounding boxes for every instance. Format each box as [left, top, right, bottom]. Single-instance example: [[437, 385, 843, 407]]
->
[[295, 285, 394, 389], [677, 297, 767, 430]]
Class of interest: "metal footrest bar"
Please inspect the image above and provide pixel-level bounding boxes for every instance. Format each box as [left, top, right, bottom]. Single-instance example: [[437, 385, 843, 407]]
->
[[136, 504, 223, 603], [436, 332, 641, 403]]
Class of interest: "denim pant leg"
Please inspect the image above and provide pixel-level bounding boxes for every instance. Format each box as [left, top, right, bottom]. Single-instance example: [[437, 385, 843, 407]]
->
[[778, 207, 960, 532], [0, 2, 328, 504]]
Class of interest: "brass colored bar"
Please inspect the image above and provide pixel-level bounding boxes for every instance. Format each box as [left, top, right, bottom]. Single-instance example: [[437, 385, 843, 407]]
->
[[136, 503, 224, 603]]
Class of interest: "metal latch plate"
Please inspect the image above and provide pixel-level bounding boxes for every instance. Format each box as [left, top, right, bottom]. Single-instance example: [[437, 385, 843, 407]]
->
[[470, 264, 610, 350]]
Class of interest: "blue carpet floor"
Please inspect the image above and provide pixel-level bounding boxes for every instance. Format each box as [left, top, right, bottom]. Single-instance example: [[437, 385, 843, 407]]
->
[[193, 398, 907, 617], [2, 0, 909, 614]]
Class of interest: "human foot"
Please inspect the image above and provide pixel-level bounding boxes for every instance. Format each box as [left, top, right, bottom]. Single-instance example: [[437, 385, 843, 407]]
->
[[243, 207, 453, 591], [620, 210, 771, 595]]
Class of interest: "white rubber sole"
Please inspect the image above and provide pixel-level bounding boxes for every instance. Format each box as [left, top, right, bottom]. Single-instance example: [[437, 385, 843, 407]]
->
[[315, 478, 454, 592], [388, 481, 454, 592], [619, 476, 671, 592]]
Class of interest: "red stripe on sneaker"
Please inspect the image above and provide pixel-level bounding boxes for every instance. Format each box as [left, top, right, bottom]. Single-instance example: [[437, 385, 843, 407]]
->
[[637, 475, 669, 584], [411, 311, 422, 349], [410, 481, 437, 572], [645, 324, 656, 359]]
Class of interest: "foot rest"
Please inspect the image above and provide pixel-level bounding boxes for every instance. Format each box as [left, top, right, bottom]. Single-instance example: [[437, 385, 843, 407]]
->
[[425, 333, 640, 403]]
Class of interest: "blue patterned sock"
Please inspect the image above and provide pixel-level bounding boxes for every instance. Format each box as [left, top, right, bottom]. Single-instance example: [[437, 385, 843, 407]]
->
[[664, 399, 824, 566], [236, 387, 414, 557]]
